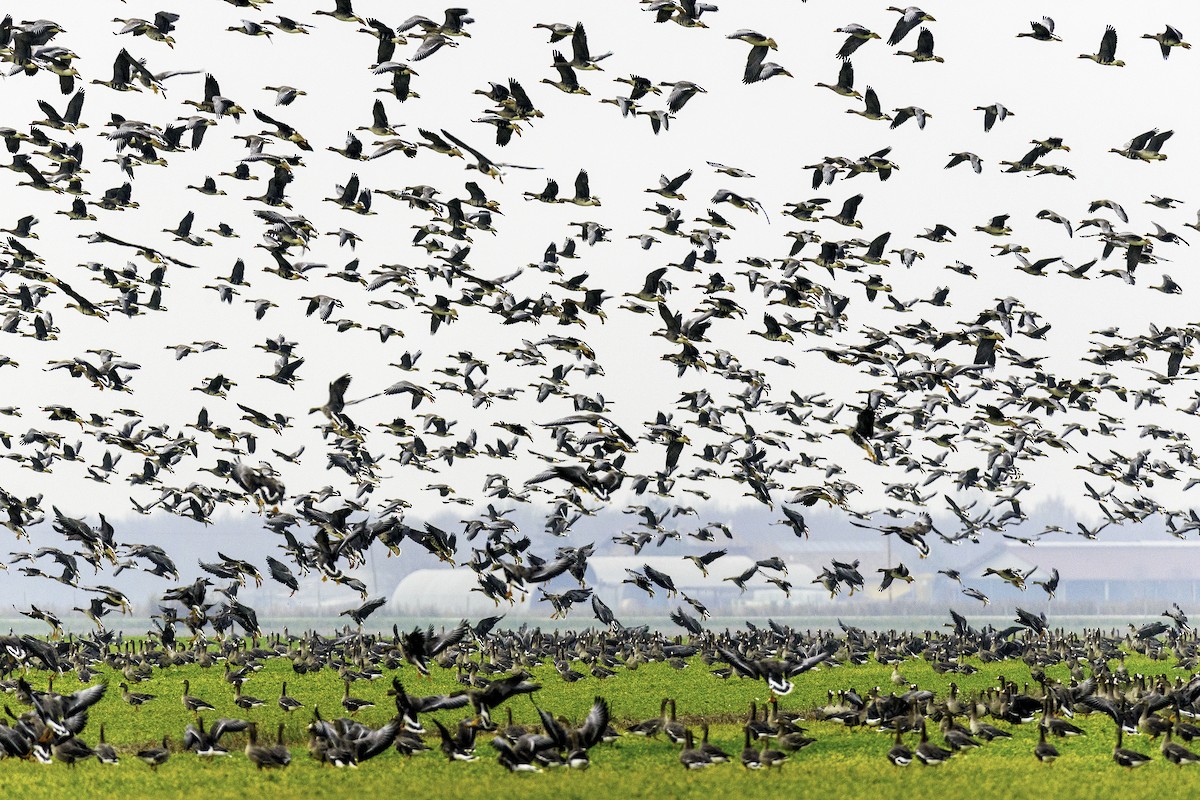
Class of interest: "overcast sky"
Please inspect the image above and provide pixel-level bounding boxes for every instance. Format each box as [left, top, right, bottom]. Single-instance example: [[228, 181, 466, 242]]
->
[[2, 2, 1199, 621]]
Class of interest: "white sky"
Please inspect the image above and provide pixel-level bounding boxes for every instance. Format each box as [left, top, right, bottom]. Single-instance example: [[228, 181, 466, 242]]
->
[[1, 1, 1200, 618]]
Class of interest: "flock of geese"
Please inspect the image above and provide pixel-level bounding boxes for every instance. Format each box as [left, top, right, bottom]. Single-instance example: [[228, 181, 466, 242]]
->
[[1, 2, 1200, 650], [4, 612, 1200, 771]]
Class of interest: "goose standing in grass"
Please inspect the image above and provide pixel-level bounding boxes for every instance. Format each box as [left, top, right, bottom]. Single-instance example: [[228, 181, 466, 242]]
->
[[137, 735, 170, 771], [279, 682, 303, 713], [664, 699, 687, 744], [1114, 724, 1152, 768], [1162, 723, 1200, 766], [1035, 725, 1059, 762], [758, 737, 789, 769], [342, 681, 374, 715], [121, 682, 155, 710], [699, 723, 730, 762], [679, 729, 712, 769], [94, 724, 118, 764], [181, 680, 214, 714], [234, 683, 266, 710], [246, 722, 291, 769], [915, 721, 952, 765], [740, 727, 763, 768], [629, 698, 669, 737], [888, 726, 913, 765]]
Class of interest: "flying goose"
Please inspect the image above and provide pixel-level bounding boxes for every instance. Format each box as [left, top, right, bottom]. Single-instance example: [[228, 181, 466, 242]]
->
[[1080, 26, 1124, 65], [1142, 25, 1190, 59], [1018, 17, 1059, 41]]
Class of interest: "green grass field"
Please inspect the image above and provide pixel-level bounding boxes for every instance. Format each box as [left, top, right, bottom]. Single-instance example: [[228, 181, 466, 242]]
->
[[5, 645, 1200, 799]]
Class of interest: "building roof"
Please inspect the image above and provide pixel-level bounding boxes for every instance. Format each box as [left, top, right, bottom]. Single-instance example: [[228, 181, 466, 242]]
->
[[390, 568, 533, 614]]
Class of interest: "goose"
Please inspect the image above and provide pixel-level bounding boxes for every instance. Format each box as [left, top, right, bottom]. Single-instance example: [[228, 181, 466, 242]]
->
[[945, 152, 982, 173], [398, 620, 469, 675], [1080, 26, 1124, 65], [121, 682, 155, 710], [279, 682, 303, 713], [492, 735, 543, 773], [661, 80, 706, 113], [895, 28, 942, 62], [245, 722, 290, 769], [1142, 25, 1190, 59], [940, 715, 982, 751], [341, 682, 374, 715], [969, 707, 1012, 741], [822, 194, 865, 229], [679, 729, 712, 769], [264, 85, 306, 106], [615, 74, 661, 100], [1018, 17, 1059, 42], [732, 700, 770, 740], [888, 726, 913, 765], [313, 0, 363, 24], [915, 721, 952, 765], [887, 6, 935, 46], [391, 677, 470, 732], [1089, 198, 1129, 222], [835, 23, 880, 60], [759, 737, 789, 769], [1111, 129, 1172, 162], [95, 724, 118, 764], [568, 22, 612, 70], [1035, 210, 1073, 238], [137, 735, 170, 770], [1035, 725, 1059, 762], [181, 680, 214, 714], [740, 727, 763, 768], [184, 717, 250, 757], [52, 734, 94, 766], [234, 684, 265, 710], [743, 45, 791, 83], [664, 699, 687, 744], [891, 106, 931, 130], [1114, 724, 1152, 767], [846, 87, 892, 122], [974, 214, 1012, 236], [534, 22, 574, 42], [628, 698, 669, 736], [815, 60, 861, 98], [975, 103, 1013, 132], [1163, 723, 1200, 765], [434, 718, 478, 761], [566, 170, 601, 206], [699, 723, 731, 762]]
